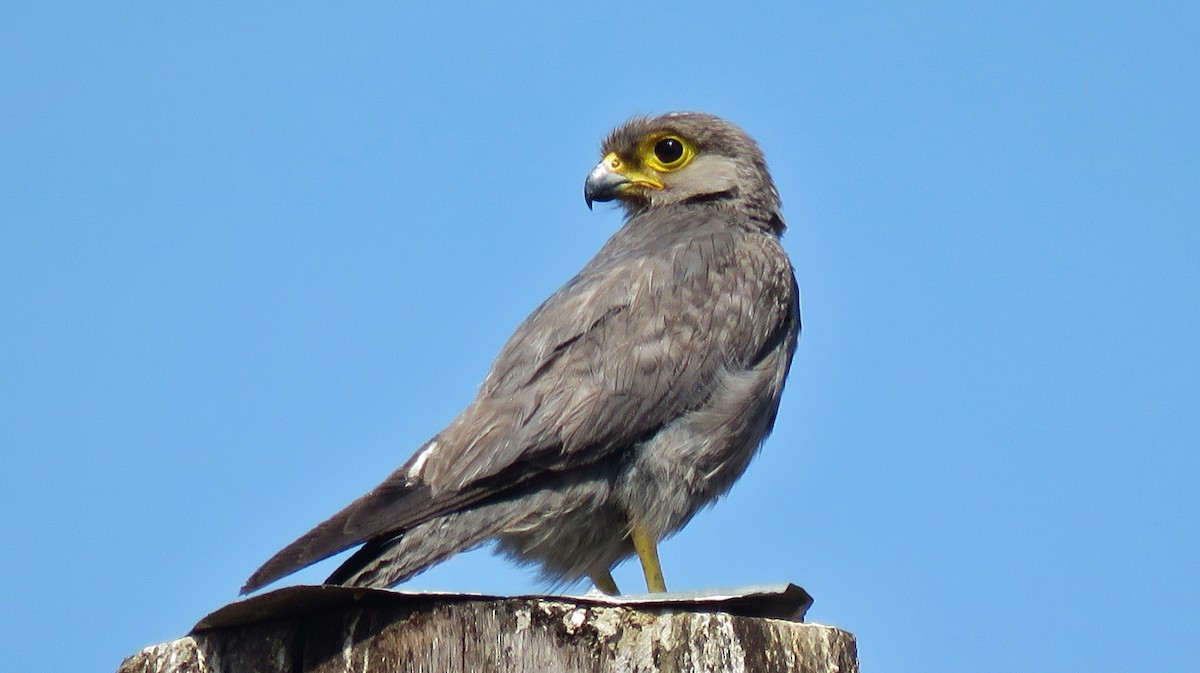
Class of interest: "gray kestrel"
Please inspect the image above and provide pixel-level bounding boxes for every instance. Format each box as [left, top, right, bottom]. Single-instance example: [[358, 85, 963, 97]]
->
[[242, 112, 800, 596]]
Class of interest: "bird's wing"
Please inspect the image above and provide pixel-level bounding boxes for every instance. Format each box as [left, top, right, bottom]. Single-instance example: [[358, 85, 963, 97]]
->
[[242, 217, 798, 593], [419, 219, 799, 492]]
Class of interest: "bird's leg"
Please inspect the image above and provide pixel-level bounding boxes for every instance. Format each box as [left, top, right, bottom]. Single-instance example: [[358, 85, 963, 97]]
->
[[590, 571, 620, 595], [630, 522, 668, 593]]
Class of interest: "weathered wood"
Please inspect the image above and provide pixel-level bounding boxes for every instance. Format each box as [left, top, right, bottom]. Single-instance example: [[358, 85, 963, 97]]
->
[[118, 585, 857, 673]]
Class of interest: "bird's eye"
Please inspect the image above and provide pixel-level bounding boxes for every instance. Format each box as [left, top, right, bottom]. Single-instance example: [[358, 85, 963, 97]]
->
[[640, 134, 694, 172], [654, 137, 685, 165]]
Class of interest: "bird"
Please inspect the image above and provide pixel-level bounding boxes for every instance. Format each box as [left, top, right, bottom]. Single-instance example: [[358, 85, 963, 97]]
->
[[241, 112, 800, 596]]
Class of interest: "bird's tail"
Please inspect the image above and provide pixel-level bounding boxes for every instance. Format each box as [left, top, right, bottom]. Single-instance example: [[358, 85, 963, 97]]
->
[[322, 497, 527, 588], [240, 464, 421, 595], [241, 461, 530, 594]]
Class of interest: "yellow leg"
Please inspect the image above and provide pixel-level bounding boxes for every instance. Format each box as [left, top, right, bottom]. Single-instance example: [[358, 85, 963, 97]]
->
[[590, 571, 620, 595], [630, 522, 668, 593]]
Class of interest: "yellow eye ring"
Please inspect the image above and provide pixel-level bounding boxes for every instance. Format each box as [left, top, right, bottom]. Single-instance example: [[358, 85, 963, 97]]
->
[[640, 134, 694, 173]]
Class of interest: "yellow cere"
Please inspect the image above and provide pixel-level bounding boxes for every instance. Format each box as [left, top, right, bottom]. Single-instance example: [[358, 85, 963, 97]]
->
[[601, 151, 665, 192]]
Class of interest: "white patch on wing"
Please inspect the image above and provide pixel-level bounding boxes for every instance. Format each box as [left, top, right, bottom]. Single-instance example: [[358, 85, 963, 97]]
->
[[406, 440, 438, 480]]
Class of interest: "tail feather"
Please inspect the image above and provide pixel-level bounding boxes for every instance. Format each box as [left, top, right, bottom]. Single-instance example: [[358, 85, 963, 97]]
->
[[242, 437, 545, 595], [323, 498, 528, 588], [241, 465, 527, 594], [241, 469, 422, 594]]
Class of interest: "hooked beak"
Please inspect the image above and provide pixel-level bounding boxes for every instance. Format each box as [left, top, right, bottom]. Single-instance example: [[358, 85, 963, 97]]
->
[[584, 157, 628, 210], [583, 153, 663, 210]]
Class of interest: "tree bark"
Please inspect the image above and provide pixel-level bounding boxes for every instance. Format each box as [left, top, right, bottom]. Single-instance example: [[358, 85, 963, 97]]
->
[[118, 585, 856, 673]]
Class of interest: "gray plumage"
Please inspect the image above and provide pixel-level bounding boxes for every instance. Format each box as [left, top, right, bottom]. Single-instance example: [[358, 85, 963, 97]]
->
[[242, 112, 800, 595]]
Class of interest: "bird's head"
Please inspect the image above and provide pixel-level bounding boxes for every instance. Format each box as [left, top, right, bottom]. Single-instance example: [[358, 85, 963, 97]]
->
[[584, 112, 781, 222]]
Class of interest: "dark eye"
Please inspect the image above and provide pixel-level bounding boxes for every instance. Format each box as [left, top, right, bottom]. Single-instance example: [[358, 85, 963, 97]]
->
[[654, 137, 685, 164]]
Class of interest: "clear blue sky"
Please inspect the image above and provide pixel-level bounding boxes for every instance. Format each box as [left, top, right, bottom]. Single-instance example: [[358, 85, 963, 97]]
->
[[3, 3, 1197, 671]]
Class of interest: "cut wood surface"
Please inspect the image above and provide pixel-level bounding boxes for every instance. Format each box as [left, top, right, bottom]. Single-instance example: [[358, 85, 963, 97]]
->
[[118, 584, 857, 673]]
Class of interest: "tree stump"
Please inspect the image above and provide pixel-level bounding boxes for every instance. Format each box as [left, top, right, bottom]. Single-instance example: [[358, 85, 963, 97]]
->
[[117, 584, 857, 673]]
